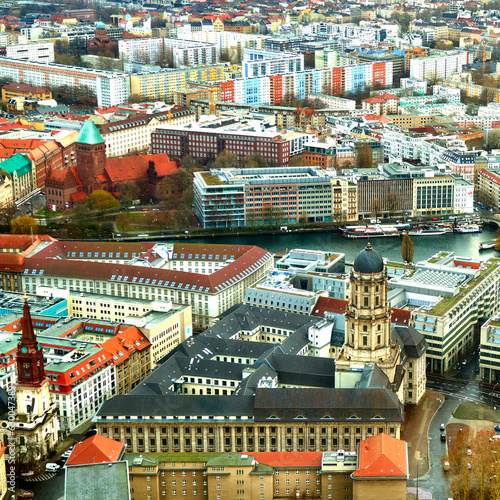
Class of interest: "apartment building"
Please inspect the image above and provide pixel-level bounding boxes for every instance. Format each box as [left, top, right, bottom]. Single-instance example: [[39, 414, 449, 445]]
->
[[193, 166, 355, 228], [100, 108, 195, 158], [219, 62, 393, 106], [119, 38, 218, 67], [478, 168, 500, 208], [409, 51, 469, 81], [129, 65, 225, 102], [242, 49, 304, 78], [0, 57, 131, 106], [21, 241, 273, 330], [0, 42, 54, 63]]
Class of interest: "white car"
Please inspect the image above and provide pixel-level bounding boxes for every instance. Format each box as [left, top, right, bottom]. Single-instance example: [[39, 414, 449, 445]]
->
[[61, 450, 72, 458], [45, 463, 61, 472]]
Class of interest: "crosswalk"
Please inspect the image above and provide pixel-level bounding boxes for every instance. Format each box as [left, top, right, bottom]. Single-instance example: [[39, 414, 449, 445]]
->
[[22, 472, 56, 482]]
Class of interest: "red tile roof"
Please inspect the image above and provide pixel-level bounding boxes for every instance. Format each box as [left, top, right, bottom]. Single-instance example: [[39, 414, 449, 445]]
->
[[24, 244, 272, 294], [2, 82, 49, 94], [101, 325, 150, 364], [391, 308, 410, 325], [353, 433, 407, 479], [105, 153, 178, 183], [65, 434, 125, 466], [246, 451, 323, 467], [312, 296, 347, 316]]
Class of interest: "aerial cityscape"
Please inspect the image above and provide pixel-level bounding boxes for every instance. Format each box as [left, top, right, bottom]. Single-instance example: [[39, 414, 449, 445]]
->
[[3, 0, 500, 499]]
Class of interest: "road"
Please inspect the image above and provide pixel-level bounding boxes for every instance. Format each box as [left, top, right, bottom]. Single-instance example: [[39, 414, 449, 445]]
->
[[19, 469, 65, 500]]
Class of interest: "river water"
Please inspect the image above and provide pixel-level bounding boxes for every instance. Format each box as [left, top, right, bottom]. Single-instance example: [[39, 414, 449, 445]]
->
[[186, 224, 500, 263]]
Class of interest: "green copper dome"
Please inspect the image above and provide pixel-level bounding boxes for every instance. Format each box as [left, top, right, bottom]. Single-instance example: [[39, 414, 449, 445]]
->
[[77, 120, 105, 145], [96, 21, 106, 29]]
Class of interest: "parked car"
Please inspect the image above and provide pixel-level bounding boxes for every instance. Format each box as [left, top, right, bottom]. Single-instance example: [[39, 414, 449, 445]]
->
[[19, 471, 34, 477], [432, 217, 439, 221], [61, 449, 72, 458], [440, 423, 445, 431], [494, 424, 500, 432], [16, 490, 34, 498], [418, 218, 425, 222], [45, 463, 61, 472], [55, 459, 66, 467], [441, 433, 446, 442]]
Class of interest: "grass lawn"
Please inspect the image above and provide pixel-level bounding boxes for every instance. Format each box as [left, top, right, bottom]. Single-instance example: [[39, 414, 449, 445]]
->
[[453, 401, 500, 421]]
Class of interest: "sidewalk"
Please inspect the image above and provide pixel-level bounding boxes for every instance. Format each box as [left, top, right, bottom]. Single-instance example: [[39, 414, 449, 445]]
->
[[401, 390, 443, 479]]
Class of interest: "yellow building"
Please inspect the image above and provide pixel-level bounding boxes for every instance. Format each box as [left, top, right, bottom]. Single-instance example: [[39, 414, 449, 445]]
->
[[0, 173, 13, 209], [1, 82, 52, 104], [124, 434, 408, 500], [67, 292, 192, 365], [130, 66, 225, 103]]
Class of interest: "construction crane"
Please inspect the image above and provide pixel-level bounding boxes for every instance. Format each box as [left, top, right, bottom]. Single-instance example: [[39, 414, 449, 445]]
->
[[483, 41, 487, 76]]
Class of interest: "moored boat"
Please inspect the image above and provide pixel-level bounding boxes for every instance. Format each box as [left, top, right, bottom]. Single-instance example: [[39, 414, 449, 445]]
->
[[479, 240, 497, 250], [340, 225, 401, 238], [454, 223, 482, 234]]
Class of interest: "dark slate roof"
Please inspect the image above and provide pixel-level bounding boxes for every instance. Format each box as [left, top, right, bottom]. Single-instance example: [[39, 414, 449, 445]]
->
[[234, 363, 278, 396], [253, 387, 403, 423], [264, 353, 335, 388], [353, 243, 384, 273], [97, 394, 255, 418], [392, 325, 428, 359]]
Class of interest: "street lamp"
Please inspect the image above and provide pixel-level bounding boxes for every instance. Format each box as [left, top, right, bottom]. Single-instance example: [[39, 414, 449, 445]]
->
[[491, 382, 500, 408]]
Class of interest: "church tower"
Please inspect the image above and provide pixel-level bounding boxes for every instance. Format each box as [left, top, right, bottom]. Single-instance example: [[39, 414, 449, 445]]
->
[[14, 298, 59, 461], [339, 243, 401, 382], [76, 120, 106, 194]]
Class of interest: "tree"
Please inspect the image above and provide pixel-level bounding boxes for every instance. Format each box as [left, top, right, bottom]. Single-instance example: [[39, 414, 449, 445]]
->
[[401, 232, 414, 263], [299, 211, 309, 224], [243, 154, 267, 169], [356, 143, 373, 168], [119, 182, 140, 208], [213, 150, 238, 170], [487, 129, 500, 150], [115, 212, 130, 233], [0, 206, 15, 232], [385, 193, 402, 215], [369, 199, 382, 219], [11, 216, 38, 235], [180, 155, 195, 172], [87, 190, 120, 215]]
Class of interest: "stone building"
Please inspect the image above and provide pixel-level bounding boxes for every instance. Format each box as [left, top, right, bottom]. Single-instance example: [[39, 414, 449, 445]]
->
[[337, 243, 427, 405], [0, 299, 59, 464]]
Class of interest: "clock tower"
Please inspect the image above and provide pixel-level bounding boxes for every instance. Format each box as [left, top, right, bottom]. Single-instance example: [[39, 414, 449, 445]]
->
[[13, 298, 59, 461]]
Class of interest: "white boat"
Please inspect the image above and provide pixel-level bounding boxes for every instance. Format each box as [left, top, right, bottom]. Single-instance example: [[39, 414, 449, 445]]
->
[[479, 240, 497, 250], [454, 223, 482, 234], [408, 228, 446, 236], [340, 225, 401, 239]]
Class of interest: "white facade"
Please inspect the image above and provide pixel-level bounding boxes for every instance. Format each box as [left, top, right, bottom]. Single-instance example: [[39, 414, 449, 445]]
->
[[243, 49, 304, 78], [410, 51, 469, 81], [453, 178, 474, 213], [0, 57, 131, 107], [2, 42, 54, 62]]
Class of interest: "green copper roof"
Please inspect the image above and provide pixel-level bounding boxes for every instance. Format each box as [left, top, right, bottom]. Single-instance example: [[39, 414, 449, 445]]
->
[[0, 153, 32, 177], [77, 120, 105, 145], [96, 21, 106, 29]]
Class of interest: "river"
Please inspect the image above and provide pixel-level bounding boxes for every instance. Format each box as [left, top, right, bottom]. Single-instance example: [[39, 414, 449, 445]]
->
[[185, 224, 500, 263]]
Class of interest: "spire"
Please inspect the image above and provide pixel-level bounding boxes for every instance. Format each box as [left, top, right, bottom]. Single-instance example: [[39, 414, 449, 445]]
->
[[21, 297, 36, 343]]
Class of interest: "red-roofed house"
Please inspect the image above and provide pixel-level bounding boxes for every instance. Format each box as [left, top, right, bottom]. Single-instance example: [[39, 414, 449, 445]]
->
[[65, 434, 126, 466], [361, 95, 399, 115], [352, 434, 407, 498]]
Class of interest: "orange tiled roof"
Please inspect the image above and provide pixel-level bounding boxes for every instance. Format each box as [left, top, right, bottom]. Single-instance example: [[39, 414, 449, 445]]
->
[[246, 451, 323, 467], [65, 434, 125, 466], [353, 433, 407, 478]]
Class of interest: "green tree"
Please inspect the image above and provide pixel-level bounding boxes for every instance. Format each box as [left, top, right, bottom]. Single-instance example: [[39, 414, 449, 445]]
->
[[11, 216, 38, 234], [401, 232, 414, 263], [243, 154, 267, 169], [88, 190, 120, 216]]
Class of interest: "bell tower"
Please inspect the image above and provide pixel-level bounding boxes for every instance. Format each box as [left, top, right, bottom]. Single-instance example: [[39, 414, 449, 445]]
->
[[76, 120, 106, 194], [339, 243, 400, 380], [13, 297, 59, 460]]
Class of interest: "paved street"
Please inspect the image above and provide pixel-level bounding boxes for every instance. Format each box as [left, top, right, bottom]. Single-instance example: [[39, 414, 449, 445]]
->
[[19, 469, 65, 500]]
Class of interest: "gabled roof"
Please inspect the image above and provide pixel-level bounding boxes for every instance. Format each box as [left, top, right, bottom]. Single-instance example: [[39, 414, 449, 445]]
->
[[77, 120, 105, 145], [353, 433, 407, 479], [65, 434, 125, 466], [0, 153, 31, 177], [311, 296, 347, 316]]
